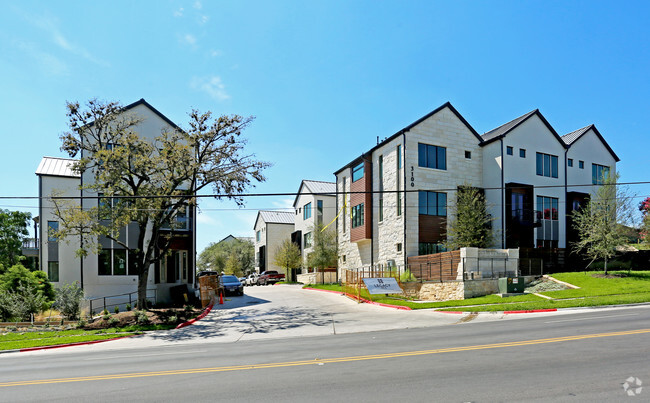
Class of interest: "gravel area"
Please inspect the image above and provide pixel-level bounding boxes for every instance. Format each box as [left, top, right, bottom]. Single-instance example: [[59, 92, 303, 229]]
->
[[525, 277, 570, 293]]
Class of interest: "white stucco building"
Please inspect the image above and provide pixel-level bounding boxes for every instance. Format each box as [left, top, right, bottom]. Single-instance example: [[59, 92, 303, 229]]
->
[[253, 210, 294, 274], [335, 102, 619, 272], [37, 99, 197, 306]]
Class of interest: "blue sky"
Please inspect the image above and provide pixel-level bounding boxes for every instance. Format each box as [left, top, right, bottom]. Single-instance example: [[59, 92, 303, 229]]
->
[[1, 0, 648, 253]]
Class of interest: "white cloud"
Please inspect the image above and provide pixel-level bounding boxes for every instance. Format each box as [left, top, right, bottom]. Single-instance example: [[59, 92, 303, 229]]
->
[[13, 39, 69, 76], [181, 33, 197, 47], [173, 7, 184, 17], [209, 49, 222, 58], [190, 76, 231, 101], [199, 15, 209, 25], [193, 1, 203, 10]]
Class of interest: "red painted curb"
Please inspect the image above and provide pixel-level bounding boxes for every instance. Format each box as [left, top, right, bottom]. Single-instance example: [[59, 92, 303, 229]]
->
[[19, 334, 137, 352], [504, 308, 557, 314], [175, 301, 215, 329]]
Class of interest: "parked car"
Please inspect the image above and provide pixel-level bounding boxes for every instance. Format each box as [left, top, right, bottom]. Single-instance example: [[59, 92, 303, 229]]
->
[[258, 270, 285, 286], [239, 276, 247, 286], [221, 275, 244, 296], [245, 273, 259, 286]]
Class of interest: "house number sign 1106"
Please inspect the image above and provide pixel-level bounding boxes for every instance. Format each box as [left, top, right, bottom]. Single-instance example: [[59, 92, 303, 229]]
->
[[410, 166, 415, 187]]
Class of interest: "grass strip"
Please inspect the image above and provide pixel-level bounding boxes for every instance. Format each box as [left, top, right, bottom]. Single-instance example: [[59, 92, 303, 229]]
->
[[0, 332, 139, 351]]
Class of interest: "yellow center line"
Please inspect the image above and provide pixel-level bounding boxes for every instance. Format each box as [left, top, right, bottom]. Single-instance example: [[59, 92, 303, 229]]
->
[[3, 328, 649, 388]]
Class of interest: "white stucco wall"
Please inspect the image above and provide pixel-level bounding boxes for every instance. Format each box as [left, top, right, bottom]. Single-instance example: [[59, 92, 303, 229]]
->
[[566, 128, 617, 195]]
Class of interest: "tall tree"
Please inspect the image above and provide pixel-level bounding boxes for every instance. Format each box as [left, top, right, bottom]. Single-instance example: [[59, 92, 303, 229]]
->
[[306, 223, 338, 284], [53, 99, 269, 308], [0, 210, 32, 270], [571, 172, 634, 274], [198, 238, 254, 275], [444, 185, 495, 250], [273, 239, 301, 280]]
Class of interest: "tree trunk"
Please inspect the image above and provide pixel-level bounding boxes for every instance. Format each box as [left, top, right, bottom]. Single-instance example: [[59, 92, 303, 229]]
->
[[137, 264, 149, 310], [604, 258, 608, 275]]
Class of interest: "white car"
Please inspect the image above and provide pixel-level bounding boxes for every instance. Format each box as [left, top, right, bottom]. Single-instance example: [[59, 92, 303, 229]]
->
[[245, 273, 259, 286]]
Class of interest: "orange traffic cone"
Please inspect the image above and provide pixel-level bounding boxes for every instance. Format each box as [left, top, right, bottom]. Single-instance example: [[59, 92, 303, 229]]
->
[[219, 291, 224, 305]]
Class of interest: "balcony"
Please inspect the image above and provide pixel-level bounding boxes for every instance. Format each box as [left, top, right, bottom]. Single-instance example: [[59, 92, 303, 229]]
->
[[21, 238, 39, 257]]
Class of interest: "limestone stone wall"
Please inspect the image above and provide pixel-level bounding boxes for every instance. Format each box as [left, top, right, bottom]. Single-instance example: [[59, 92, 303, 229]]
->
[[418, 281, 465, 302], [298, 272, 338, 285], [463, 279, 500, 299]]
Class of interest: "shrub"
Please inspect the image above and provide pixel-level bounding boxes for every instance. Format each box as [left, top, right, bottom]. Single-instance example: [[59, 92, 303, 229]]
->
[[135, 310, 150, 325], [400, 270, 417, 282], [107, 316, 118, 326], [167, 315, 178, 324], [102, 308, 109, 316], [103, 313, 111, 321], [54, 282, 84, 320], [125, 303, 131, 311], [114, 306, 120, 314]]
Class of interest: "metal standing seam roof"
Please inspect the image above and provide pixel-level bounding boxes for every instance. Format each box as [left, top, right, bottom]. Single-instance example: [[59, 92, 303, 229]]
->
[[481, 110, 538, 142], [257, 210, 295, 225], [302, 180, 336, 194], [561, 125, 592, 145], [36, 157, 80, 178]]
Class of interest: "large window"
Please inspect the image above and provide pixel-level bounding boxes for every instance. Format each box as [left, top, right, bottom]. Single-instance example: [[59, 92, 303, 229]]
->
[[418, 143, 446, 170], [47, 221, 59, 242], [352, 204, 364, 228], [161, 204, 190, 231], [397, 145, 402, 216], [342, 177, 347, 232], [98, 248, 137, 276], [352, 162, 364, 182], [317, 200, 323, 225], [304, 232, 312, 248], [537, 196, 559, 220], [303, 202, 312, 220], [418, 191, 447, 216], [592, 164, 610, 185], [419, 243, 446, 255], [379, 198, 383, 222], [536, 196, 559, 248], [256, 230, 261, 242], [536, 152, 558, 178], [48, 262, 59, 282]]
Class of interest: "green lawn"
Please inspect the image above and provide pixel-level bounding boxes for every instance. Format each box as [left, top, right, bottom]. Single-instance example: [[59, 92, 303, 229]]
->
[[0, 329, 141, 351], [305, 271, 650, 311]]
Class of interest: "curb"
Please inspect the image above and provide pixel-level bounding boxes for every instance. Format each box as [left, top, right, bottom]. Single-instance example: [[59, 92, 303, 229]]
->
[[175, 300, 215, 329], [303, 287, 412, 311], [0, 334, 138, 354], [438, 308, 558, 314]]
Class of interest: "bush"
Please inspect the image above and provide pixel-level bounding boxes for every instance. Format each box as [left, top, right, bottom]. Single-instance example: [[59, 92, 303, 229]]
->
[[0, 264, 55, 303], [167, 315, 178, 324], [102, 308, 109, 316], [400, 270, 417, 282], [114, 306, 120, 314], [125, 303, 131, 311], [107, 316, 118, 326], [54, 282, 84, 320], [135, 310, 150, 325]]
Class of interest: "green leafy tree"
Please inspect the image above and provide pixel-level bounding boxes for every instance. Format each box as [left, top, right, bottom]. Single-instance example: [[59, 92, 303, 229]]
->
[[444, 185, 495, 250], [572, 172, 634, 274], [0, 264, 55, 302], [305, 224, 338, 284], [55, 282, 85, 320], [224, 252, 243, 277], [273, 239, 302, 280], [0, 209, 32, 270], [52, 99, 270, 309], [198, 238, 254, 275]]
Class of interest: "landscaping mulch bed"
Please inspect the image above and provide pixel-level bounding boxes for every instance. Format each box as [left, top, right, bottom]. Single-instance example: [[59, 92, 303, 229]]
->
[[83, 307, 202, 330], [525, 277, 570, 293]]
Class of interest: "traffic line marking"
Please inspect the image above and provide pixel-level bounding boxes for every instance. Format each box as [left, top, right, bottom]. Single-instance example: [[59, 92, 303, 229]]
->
[[2, 328, 650, 388]]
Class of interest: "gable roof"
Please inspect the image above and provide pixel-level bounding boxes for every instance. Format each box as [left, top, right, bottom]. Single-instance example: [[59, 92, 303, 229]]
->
[[36, 157, 80, 178], [254, 210, 294, 229], [123, 98, 182, 130], [562, 124, 620, 162], [480, 109, 567, 148], [334, 102, 481, 175], [292, 180, 336, 207]]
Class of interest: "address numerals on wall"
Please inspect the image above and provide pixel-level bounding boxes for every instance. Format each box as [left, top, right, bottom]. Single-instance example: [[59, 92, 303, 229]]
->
[[410, 166, 415, 187]]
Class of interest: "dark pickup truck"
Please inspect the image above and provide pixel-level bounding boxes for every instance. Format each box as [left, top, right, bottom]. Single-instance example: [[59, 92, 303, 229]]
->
[[258, 270, 285, 285]]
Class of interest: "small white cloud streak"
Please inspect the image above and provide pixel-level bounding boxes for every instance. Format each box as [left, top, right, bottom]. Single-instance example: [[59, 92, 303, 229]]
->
[[190, 76, 231, 101], [174, 7, 184, 17], [182, 33, 197, 46], [193, 1, 203, 10], [12, 39, 69, 76]]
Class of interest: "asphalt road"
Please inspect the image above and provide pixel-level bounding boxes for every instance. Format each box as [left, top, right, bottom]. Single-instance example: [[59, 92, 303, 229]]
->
[[1, 285, 649, 402]]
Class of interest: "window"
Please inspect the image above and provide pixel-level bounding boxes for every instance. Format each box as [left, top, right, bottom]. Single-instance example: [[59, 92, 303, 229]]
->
[[397, 145, 402, 169], [536, 152, 558, 178], [579, 160, 584, 169], [256, 230, 261, 242], [537, 196, 559, 221], [568, 158, 573, 167], [465, 151, 471, 159], [592, 164, 610, 185], [520, 149, 526, 158], [506, 146, 513, 156], [418, 191, 447, 216], [352, 162, 364, 182], [98, 248, 135, 276], [419, 243, 446, 255], [342, 177, 347, 232], [48, 262, 59, 282], [304, 232, 312, 248], [161, 204, 190, 231], [317, 200, 323, 225], [303, 202, 312, 220], [352, 204, 364, 228], [379, 198, 383, 222], [418, 143, 446, 170], [47, 221, 59, 242], [396, 243, 402, 252], [378, 155, 384, 187], [342, 255, 346, 263]]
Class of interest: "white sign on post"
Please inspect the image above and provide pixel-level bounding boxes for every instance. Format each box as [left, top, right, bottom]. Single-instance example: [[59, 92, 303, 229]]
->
[[362, 278, 403, 294]]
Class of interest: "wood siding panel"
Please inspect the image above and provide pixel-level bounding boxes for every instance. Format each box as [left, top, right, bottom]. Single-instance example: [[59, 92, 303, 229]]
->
[[418, 215, 445, 243], [350, 159, 372, 242]]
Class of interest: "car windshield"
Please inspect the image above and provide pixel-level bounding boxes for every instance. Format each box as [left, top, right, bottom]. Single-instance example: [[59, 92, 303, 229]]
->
[[221, 275, 239, 282]]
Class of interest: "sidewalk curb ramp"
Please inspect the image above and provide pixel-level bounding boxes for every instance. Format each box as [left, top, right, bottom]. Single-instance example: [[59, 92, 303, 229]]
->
[[303, 287, 412, 310]]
